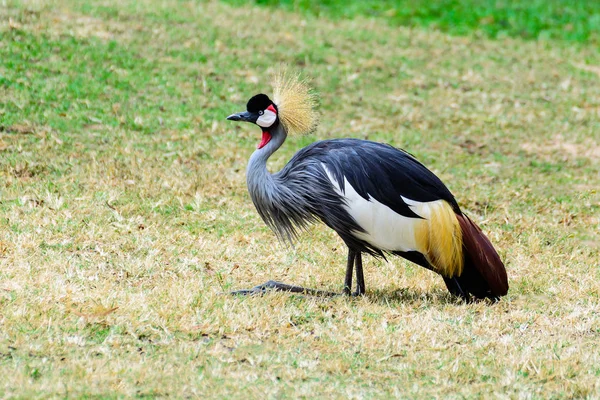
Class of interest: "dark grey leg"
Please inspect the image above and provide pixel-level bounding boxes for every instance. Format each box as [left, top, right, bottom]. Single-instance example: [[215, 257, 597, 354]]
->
[[230, 280, 338, 297], [343, 249, 356, 295], [230, 248, 363, 298], [354, 252, 365, 296]]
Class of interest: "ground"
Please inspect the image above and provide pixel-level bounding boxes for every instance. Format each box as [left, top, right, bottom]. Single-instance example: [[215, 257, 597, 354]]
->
[[1, 0, 599, 398]]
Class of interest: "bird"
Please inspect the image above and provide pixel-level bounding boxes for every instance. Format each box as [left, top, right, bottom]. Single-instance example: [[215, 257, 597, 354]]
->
[[226, 70, 508, 301]]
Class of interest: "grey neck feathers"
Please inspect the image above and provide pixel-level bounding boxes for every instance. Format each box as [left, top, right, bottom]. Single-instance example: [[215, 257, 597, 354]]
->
[[246, 123, 287, 203], [246, 124, 316, 242]]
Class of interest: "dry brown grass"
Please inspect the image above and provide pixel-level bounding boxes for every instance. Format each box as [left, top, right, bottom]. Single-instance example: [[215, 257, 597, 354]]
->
[[1, 0, 599, 397]]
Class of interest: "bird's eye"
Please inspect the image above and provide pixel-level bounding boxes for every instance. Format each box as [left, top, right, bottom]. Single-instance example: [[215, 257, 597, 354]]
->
[[258, 110, 264, 116]]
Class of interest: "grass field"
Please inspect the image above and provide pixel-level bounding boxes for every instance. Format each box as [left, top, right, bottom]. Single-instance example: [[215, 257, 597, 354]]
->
[[1, 0, 600, 397], [226, 0, 600, 42]]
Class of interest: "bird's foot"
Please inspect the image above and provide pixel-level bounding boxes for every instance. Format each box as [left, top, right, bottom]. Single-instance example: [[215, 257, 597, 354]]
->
[[230, 280, 338, 297], [342, 287, 365, 297]]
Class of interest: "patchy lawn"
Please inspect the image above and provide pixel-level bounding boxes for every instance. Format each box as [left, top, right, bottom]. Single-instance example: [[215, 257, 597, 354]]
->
[[0, 0, 599, 397]]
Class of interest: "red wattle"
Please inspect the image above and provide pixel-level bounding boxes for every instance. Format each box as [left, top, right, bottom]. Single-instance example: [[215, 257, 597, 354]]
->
[[257, 131, 271, 149]]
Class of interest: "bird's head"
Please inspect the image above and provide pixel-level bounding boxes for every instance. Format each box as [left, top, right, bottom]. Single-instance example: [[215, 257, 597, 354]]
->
[[226, 67, 319, 150], [226, 93, 279, 149]]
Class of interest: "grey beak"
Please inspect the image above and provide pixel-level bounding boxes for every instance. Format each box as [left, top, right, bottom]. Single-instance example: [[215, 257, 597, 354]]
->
[[226, 111, 253, 122]]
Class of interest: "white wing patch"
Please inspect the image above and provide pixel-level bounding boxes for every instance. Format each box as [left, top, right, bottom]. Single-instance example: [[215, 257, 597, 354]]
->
[[323, 164, 439, 253]]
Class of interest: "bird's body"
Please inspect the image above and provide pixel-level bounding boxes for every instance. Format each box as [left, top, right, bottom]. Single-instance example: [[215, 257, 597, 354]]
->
[[228, 70, 508, 301], [251, 138, 455, 255]]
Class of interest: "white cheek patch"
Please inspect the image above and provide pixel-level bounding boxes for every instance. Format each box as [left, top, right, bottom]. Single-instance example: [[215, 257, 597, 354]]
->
[[256, 109, 277, 128]]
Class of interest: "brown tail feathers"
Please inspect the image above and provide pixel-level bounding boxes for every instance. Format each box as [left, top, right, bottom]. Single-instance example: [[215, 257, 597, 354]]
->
[[448, 214, 508, 300]]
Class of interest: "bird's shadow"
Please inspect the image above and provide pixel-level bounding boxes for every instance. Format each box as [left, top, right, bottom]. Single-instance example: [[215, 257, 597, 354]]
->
[[229, 281, 467, 307], [362, 287, 464, 307]]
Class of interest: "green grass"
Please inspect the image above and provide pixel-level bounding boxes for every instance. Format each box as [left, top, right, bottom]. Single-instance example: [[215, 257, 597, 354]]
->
[[226, 0, 600, 42], [1, 0, 600, 397]]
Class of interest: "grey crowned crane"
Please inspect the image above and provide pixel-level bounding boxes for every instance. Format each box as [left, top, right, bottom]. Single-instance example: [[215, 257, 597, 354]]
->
[[226, 71, 508, 301]]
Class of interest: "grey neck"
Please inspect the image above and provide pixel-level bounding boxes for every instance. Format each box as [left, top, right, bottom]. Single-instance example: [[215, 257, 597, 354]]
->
[[246, 123, 287, 197], [245, 122, 319, 242]]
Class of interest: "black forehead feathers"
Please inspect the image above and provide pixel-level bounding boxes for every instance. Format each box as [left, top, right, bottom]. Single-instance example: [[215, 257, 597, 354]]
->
[[246, 94, 273, 113]]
